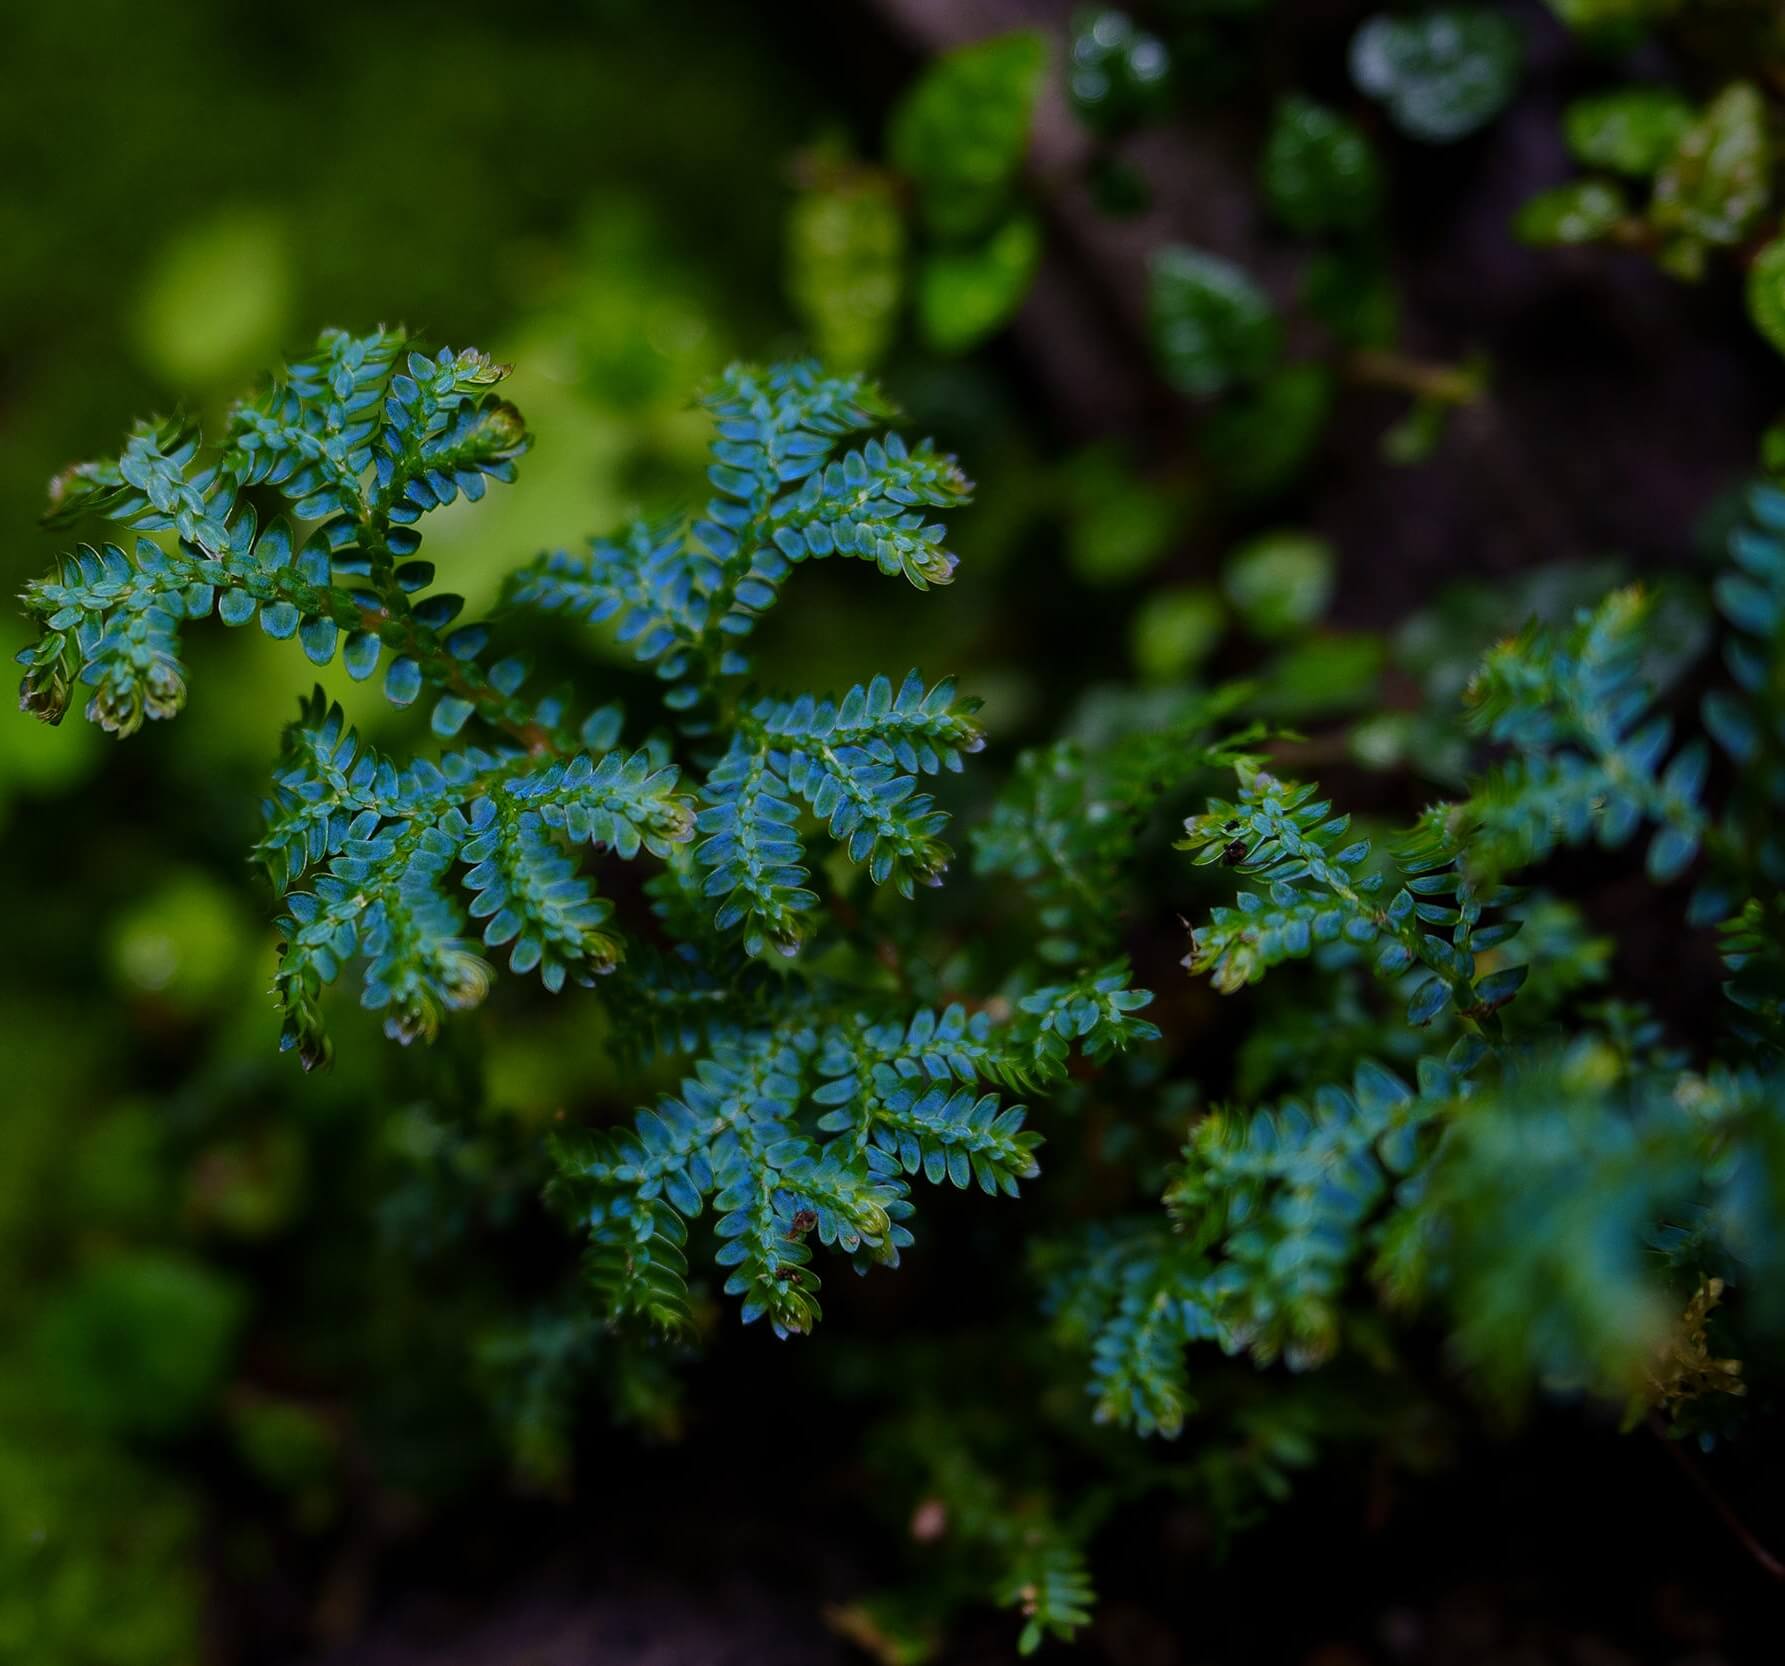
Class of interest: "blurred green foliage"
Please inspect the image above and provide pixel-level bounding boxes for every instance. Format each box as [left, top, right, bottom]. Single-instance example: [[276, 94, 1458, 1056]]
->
[[1349, 7, 1523, 144], [789, 32, 1046, 361], [1260, 97, 1382, 235], [1149, 247, 1282, 399], [1067, 8, 1173, 137], [889, 32, 1046, 243]]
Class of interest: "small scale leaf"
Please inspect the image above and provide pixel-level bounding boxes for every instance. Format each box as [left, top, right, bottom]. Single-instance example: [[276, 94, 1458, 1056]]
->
[[384, 656, 422, 707], [1407, 976, 1451, 1026]]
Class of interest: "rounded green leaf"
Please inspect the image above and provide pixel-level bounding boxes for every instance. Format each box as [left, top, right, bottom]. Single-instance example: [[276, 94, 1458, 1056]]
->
[[1068, 8, 1173, 138], [1514, 180, 1628, 247], [342, 630, 381, 681], [1651, 83, 1769, 256], [1130, 586, 1225, 681], [1222, 532, 1336, 639], [1149, 245, 1280, 398], [1261, 96, 1383, 234], [298, 614, 338, 666], [384, 655, 423, 707], [1646, 823, 1699, 884], [1406, 975, 1452, 1025], [258, 600, 300, 639], [1473, 964, 1529, 1008], [888, 31, 1045, 241], [1350, 8, 1522, 144], [916, 215, 1041, 354], [1563, 87, 1693, 178], [1747, 237, 1785, 358]]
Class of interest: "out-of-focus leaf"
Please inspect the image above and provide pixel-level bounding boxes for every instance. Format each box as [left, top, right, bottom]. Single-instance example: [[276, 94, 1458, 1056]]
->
[[917, 215, 1040, 354], [131, 210, 290, 386], [186, 1123, 309, 1240], [888, 32, 1045, 241], [1564, 88, 1694, 178], [1515, 180, 1629, 247], [1381, 391, 1453, 464], [1350, 8, 1522, 144], [1260, 97, 1383, 234], [1130, 587, 1226, 681], [0, 1429, 202, 1666], [30, 1253, 244, 1438], [1150, 245, 1280, 398], [105, 869, 252, 1013], [787, 164, 906, 370], [1542, 0, 1680, 38], [229, 1396, 339, 1505], [1068, 8, 1173, 138], [1223, 532, 1336, 639], [71, 1104, 172, 1236], [1651, 84, 1769, 280], [1747, 239, 1785, 359], [1064, 447, 1187, 586], [1253, 633, 1385, 718]]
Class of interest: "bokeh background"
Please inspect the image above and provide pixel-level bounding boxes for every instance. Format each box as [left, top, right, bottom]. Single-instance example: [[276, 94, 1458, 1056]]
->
[[2, 1, 1778, 1663]]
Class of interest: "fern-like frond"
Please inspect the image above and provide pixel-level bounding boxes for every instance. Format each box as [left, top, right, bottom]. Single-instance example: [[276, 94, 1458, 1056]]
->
[[1425, 1057, 1785, 1402], [17, 330, 556, 749], [553, 970, 1153, 1337], [1179, 769, 1386, 992], [1458, 586, 1707, 884], [1717, 898, 1785, 1054], [810, 966, 1160, 1150], [999, 1540, 1096, 1657], [870, 1400, 1100, 1655], [501, 515, 707, 701], [698, 359, 970, 606], [502, 360, 971, 714], [1038, 1222, 1221, 1437], [551, 1024, 909, 1338], [226, 330, 524, 557], [598, 941, 785, 1067], [1166, 1057, 1467, 1369], [972, 685, 1262, 965], [1693, 487, 1785, 1052], [42, 413, 236, 547], [1179, 765, 1523, 1033], [261, 694, 693, 1066], [1705, 484, 1785, 812], [695, 670, 983, 956]]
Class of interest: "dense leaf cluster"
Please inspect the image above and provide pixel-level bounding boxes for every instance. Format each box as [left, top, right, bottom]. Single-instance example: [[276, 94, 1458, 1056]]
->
[[1031, 560, 1785, 1453], [23, 196, 1785, 1650], [19, 338, 1161, 1376]]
